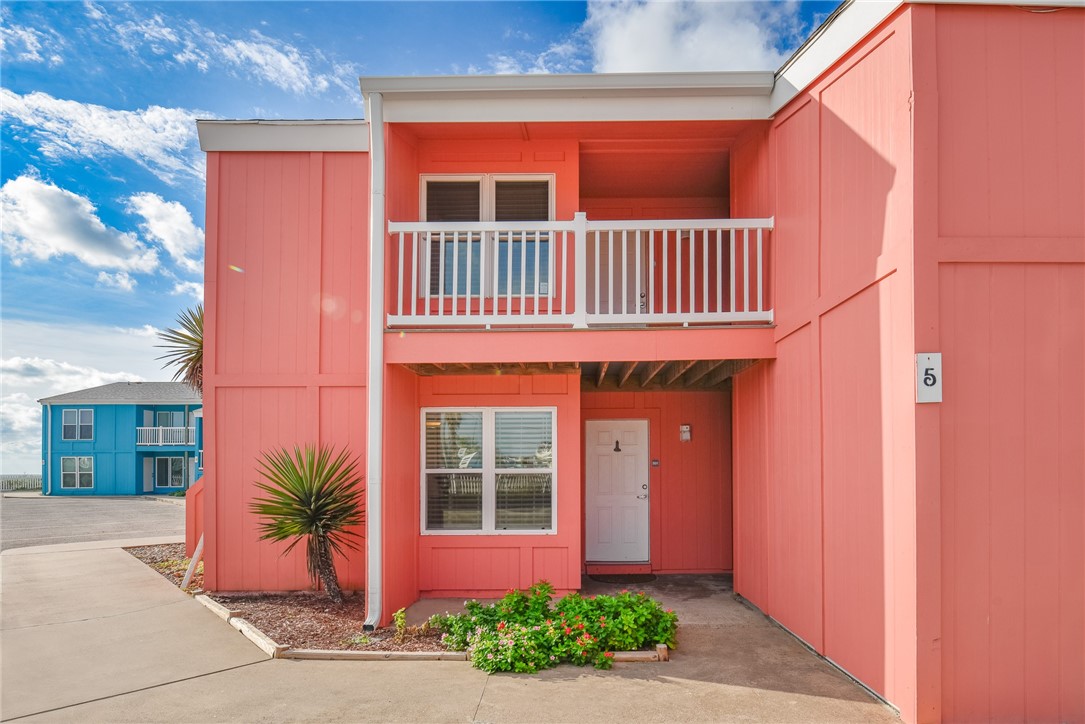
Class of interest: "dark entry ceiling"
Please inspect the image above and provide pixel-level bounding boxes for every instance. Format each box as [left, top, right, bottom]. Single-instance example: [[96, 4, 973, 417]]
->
[[400, 359, 757, 391]]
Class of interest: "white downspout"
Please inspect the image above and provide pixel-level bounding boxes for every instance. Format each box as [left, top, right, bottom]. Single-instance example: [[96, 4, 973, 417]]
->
[[45, 404, 52, 495], [363, 91, 386, 630]]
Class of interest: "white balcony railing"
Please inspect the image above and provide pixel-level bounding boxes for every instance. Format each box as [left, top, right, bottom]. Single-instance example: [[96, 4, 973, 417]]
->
[[387, 213, 773, 328], [136, 427, 196, 446]]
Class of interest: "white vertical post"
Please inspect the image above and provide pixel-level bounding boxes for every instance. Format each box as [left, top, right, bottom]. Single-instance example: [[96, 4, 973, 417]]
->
[[756, 228, 764, 313], [410, 232, 418, 316], [572, 212, 588, 328], [729, 229, 736, 313], [364, 90, 385, 630], [743, 229, 750, 313]]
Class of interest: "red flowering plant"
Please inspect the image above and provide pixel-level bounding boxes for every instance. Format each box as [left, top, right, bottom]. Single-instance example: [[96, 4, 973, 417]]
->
[[428, 581, 679, 673]]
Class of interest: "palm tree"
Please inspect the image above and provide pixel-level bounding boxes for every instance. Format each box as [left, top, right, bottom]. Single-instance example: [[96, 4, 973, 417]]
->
[[157, 304, 203, 394], [249, 445, 365, 603]]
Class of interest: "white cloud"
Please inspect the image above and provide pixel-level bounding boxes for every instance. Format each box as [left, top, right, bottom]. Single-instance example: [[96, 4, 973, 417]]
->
[[90, 4, 356, 100], [219, 32, 329, 95], [1, 319, 173, 473], [0, 22, 64, 66], [126, 193, 204, 274], [114, 324, 163, 338], [0, 89, 205, 186], [83, 2, 106, 21], [96, 270, 137, 291], [172, 280, 204, 301], [584, 0, 804, 72], [1, 175, 159, 272], [0, 355, 151, 474], [487, 38, 588, 75]]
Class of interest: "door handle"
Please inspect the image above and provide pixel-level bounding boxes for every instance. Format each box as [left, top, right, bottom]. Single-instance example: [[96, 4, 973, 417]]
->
[[636, 494, 648, 499]]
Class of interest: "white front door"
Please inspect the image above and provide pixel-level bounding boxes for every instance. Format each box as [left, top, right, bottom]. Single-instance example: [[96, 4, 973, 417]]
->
[[585, 419, 650, 562], [142, 458, 153, 493]]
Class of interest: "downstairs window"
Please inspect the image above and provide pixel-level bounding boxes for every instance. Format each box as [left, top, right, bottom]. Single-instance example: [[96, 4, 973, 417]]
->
[[422, 408, 555, 534]]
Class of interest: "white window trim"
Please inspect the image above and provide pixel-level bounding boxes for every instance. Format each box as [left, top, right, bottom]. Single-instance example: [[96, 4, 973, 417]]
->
[[60, 456, 94, 489], [419, 173, 556, 224], [419, 174, 557, 299], [420, 406, 558, 536], [61, 408, 94, 441], [155, 456, 187, 488]]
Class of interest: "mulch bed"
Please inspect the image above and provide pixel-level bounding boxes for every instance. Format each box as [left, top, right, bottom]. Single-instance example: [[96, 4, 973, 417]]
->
[[126, 543, 204, 591], [125, 543, 444, 652]]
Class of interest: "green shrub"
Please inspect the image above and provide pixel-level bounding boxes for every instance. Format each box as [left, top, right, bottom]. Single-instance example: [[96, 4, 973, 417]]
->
[[429, 581, 677, 673]]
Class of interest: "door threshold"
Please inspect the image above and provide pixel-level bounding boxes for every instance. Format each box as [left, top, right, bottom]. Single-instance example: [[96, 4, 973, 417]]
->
[[585, 563, 652, 575]]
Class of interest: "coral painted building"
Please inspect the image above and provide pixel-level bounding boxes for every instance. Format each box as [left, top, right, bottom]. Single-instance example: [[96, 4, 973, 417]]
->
[[192, 2, 1084, 721]]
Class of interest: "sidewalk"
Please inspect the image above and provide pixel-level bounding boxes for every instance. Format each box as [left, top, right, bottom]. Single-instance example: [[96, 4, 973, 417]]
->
[[1, 539, 900, 723]]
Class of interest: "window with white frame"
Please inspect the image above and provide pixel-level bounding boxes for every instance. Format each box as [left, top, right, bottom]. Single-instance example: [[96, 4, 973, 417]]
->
[[422, 175, 553, 297], [61, 409, 93, 440], [61, 456, 94, 488], [156, 410, 185, 427], [422, 408, 555, 534], [156, 457, 187, 488]]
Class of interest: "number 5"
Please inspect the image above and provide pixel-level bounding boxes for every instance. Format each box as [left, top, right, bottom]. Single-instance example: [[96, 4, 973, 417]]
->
[[923, 368, 937, 387]]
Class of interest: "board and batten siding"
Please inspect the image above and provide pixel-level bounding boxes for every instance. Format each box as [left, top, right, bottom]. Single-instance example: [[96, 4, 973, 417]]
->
[[913, 5, 1085, 721], [731, 7, 920, 720], [202, 150, 370, 593]]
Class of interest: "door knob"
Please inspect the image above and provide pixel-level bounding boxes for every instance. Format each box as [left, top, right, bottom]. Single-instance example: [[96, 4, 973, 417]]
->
[[637, 494, 648, 499]]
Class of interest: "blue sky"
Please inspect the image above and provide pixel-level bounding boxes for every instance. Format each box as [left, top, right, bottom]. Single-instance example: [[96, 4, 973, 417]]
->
[[1, 0, 837, 472]]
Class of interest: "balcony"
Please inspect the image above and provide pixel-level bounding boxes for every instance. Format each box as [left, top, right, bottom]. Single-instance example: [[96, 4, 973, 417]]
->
[[387, 214, 773, 329], [136, 427, 196, 446]]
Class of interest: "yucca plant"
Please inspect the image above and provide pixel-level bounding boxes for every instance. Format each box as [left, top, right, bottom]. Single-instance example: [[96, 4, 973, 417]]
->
[[249, 445, 365, 604], [157, 304, 203, 394]]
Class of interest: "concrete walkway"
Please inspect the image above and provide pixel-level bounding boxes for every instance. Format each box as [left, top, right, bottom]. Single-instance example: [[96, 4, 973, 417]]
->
[[1, 540, 900, 723]]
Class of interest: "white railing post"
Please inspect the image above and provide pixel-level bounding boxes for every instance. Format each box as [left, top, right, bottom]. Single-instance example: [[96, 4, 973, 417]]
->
[[572, 212, 588, 328]]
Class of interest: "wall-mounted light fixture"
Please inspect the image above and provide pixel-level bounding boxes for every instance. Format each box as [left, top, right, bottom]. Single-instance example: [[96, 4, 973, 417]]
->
[[679, 424, 692, 442]]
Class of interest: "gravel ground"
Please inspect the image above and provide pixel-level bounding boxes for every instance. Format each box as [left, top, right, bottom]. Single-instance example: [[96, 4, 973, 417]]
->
[[126, 543, 444, 651]]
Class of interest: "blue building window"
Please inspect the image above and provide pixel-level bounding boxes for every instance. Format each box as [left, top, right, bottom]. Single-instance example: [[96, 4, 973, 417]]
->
[[61, 457, 93, 488], [62, 409, 93, 440], [156, 457, 187, 488]]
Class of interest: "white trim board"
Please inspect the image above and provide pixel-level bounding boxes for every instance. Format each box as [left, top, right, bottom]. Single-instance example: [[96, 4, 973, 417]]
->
[[197, 120, 369, 152]]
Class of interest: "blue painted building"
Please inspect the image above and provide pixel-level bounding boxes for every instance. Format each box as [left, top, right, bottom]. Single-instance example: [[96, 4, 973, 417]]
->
[[39, 382, 202, 496]]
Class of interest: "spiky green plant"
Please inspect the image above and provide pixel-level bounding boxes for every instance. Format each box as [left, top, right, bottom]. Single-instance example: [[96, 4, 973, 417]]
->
[[249, 445, 365, 604], [157, 304, 203, 394]]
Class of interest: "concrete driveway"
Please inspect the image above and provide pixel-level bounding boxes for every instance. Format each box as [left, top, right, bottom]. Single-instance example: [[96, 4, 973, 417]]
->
[[0, 493, 184, 551], [0, 538, 901, 723]]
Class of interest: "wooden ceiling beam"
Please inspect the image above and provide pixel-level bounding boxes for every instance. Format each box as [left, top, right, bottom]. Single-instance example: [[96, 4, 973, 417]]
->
[[703, 360, 737, 387], [596, 361, 610, 387], [640, 361, 667, 387], [663, 360, 697, 386], [617, 362, 638, 388], [683, 359, 725, 386]]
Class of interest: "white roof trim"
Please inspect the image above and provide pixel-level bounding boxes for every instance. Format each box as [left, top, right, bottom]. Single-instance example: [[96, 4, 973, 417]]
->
[[37, 398, 201, 406], [362, 71, 775, 123], [360, 71, 774, 96], [771, 0, 902, 115], [197, 119, 369, 152]]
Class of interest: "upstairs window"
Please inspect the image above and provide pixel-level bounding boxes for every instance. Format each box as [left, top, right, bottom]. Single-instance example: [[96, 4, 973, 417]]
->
[[423, 175, 553, 297], [62, 409, 93, 440], [422, 407, 555, 534], [157, 410, 185, 428]]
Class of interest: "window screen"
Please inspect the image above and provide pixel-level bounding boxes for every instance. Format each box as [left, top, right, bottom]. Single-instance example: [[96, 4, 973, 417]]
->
[[427, 181, 482, 296], [61, 456, 93, 488], [61, 409, 93, 440], [424, 412, 483, 530], [494, 411, 552, 530], [422, 408, 555, 534]]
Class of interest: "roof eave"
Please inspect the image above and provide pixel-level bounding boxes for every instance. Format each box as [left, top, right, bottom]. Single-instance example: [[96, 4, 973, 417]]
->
[[197, 119, 369, 152]]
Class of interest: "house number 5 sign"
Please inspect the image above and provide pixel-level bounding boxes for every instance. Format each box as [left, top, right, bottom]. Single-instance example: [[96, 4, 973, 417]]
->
[[916, 353, 942, 403]]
